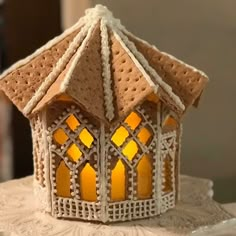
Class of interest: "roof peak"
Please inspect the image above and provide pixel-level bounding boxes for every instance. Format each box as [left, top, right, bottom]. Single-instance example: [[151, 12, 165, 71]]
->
[[85, 5, 113, 19], [82, 5, 123, 30]]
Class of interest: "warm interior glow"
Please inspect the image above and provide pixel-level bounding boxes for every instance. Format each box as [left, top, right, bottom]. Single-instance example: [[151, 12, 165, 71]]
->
[[79, 128, 94, 148], [111, 126, 129, 147], [53, 128, 69, 145], [163, 155, 173, 193], [122, 140, 138, 161], [111, 160, 126, 201], [162, 115, 178, 129], [66, 143, 82, 162], [124, 112, 141, 130], [136, 155, 152, 199], [57, 94, 73, 101], [147, 93, 160, 103], [66, 114, 80, 131], [137, 127, 152, 145], [80, 163, 97, 201], [56, 161, 71, 198]]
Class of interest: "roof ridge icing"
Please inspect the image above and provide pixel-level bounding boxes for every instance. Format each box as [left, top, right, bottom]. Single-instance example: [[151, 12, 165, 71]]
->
[[60, 20, 99, 92], [100, 19, 115, 121], [23, 22, 92, 115], [113, 31, 157, 92]]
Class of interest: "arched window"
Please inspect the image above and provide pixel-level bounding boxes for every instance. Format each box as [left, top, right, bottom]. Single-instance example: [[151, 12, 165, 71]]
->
[[111, 159, 126, 201], [136, 155, 152, 199], [56, 160, 71, 198], [80, 163, 97, 201]]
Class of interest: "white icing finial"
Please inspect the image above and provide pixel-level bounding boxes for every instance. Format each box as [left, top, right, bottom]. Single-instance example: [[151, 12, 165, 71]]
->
[[83, 4, 122, 29], [85, 5, 113, 19]]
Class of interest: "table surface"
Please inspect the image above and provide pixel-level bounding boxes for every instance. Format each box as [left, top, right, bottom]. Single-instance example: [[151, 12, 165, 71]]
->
[[0, 176, 234, 236]]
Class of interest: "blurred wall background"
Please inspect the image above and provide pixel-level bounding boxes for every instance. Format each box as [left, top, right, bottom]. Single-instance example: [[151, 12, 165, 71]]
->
[[2, 0, 235, 203], [62, 0, 236, 202], [3, 0, 61, 178]]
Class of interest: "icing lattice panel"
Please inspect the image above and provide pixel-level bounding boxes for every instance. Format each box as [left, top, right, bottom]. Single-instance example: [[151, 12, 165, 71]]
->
[[48, 105, 100, 210], [107, 106, 157, 203], [51, 112, 96, 166], [160, 130, 177, 212], [31, 114, 46, 187], [54, 197, 101, 220], [108, 199, 157, 222]]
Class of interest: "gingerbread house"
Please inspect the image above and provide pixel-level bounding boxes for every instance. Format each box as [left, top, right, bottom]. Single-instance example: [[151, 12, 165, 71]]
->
[[0, 5, 208, 222]]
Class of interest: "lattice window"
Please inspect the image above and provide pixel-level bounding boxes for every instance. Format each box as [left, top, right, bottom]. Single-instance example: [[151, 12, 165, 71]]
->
[[111, 159, 126, 201], [56, 160, 71, 197], [108, 107, 156, 201], [80, 163, 97, 201], [49, 106, 99, 202], [161, 131, 176, 195], [136, 154, 153, 199]]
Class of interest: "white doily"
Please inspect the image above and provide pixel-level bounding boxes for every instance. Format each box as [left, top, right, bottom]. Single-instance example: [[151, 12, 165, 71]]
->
[[0, 175, 233, 236]]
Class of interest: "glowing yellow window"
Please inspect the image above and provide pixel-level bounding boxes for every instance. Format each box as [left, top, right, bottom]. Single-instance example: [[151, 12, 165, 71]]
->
[[163, 155, 173, 193], [162, 115, 178, 129], [111, 160, 126, 201], [124, 112, 142, 130], [79, 128, 94, 148], [80, 163, 97, 201], [137, 127, 152, 145], [111, 126, 129, 147], [136, 155, 152, 199], [53, 128, 68, 145], [67, 143, 82, 162], [66, 114, 80, 131], [122, 140, 138, 161], [56, 161, 71, 198]]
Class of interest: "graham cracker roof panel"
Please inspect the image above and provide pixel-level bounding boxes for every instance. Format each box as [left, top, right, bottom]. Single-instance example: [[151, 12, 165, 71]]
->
[[24, 23, 93, 116], [32, 55, 77, 114], [109, 31, 154, 118], [61, 22, 106, 121], [0, 28, 81, 113], [126, 33, 209, 108]]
